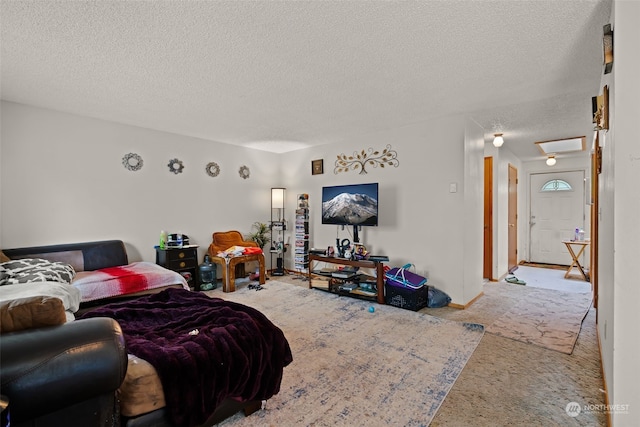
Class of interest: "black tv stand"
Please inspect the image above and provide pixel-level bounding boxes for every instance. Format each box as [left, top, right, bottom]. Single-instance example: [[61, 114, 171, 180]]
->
[[308, 254, 385, 304]]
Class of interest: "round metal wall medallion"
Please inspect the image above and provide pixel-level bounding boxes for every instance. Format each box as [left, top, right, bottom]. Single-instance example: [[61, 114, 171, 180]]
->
[[122, 153, 143, 171], [168, 158, 184, 174], [238, 165, 250, 179], [205, 162, 220, 177]]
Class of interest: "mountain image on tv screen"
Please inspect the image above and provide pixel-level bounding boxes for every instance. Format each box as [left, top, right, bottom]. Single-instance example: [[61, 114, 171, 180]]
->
[[322, 183, 378, 226]]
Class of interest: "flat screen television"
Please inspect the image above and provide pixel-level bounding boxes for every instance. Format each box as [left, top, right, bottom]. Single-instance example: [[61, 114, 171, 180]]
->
[[322, 182, 379, 227]]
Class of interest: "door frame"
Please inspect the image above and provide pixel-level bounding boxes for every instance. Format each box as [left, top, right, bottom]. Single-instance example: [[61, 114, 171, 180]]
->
[[508, 164, 518, 273], [483, 156, 494, 280], [591, 136, 601, 311]]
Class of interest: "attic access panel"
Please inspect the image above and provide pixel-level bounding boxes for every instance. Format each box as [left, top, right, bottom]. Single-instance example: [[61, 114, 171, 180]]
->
[[535, 136, 586, 156]]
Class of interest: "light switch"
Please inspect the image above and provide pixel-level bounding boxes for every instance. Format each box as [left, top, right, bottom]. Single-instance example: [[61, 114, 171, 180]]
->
[[449, 183, 457, 193]]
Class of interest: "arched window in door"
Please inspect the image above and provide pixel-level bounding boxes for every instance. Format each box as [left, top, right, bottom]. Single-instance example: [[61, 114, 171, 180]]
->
[[540, 179, 573, 192]]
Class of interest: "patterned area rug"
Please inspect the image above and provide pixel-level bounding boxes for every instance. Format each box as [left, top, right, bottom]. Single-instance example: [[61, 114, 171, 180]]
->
[[486, 288, 592, 354], [209, 281, 484, 426]]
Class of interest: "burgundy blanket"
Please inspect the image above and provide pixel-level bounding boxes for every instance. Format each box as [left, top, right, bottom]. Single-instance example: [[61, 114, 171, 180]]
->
[[80, 288, 293, 426]]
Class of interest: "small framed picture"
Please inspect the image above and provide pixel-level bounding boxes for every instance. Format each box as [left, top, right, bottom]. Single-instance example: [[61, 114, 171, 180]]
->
[[312, 159, 324, 175]]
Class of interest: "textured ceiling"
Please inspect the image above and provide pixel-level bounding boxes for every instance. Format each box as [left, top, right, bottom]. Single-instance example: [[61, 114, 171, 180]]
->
[[1, 0, 611, 160]]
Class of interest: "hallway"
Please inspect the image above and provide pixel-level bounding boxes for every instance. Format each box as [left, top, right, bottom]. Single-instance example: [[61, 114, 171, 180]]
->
[[509, 264, 591, 294], [426, 266, 603, 426]]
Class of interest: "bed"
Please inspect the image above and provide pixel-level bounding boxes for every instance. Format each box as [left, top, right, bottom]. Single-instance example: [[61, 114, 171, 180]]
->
[[1, 240, 293, 426], [2, 240, 189, 308], [80, 287, 293, 426]]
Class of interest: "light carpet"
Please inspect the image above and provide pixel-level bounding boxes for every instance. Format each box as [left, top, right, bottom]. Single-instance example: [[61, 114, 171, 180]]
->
[[486, 288, 592, 354], [208, 281, 484, 427]]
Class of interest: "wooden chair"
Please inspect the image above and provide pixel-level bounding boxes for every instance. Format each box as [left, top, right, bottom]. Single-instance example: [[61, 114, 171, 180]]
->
[[208, 231, 266, 292]]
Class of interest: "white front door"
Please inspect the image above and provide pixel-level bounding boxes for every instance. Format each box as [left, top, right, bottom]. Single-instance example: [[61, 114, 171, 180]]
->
[[529, 171, 585, 265]]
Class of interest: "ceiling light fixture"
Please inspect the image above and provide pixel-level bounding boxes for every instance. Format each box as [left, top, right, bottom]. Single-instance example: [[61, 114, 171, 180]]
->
[[546, 155, 557, 166], [493, 133, 504, 148]]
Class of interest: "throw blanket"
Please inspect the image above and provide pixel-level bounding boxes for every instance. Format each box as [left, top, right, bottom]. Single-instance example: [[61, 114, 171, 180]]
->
[[72, 261, 189, 302], [0, 281, 81, 322], [216, 245, 263, 258], [80, 288, 293, 426]]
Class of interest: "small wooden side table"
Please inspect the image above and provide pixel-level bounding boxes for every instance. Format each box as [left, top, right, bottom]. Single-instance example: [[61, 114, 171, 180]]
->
[[562, 240, 590, 282], [209, 253, 266, 293]]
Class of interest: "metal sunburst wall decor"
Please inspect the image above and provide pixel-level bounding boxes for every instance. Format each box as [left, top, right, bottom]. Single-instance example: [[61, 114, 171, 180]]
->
[[168, 158, 184, 174], [334, 144, 399, 174], [122, 153, 143, 171], [205, 162, 220, 177], [238, 165, 250, 179]]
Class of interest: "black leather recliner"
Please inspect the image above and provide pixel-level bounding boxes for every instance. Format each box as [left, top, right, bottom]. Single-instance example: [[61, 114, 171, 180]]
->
[[0, 317, 128, 427]]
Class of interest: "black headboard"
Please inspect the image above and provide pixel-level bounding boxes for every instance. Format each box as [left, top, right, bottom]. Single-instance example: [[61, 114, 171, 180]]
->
[[3, 240, 128, 272]]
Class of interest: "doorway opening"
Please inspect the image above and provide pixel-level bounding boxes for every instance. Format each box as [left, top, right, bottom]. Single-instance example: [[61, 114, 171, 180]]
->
[[529, 170, 587, 267], [483, 156, 493, 280], [508, 164, 518, 273]]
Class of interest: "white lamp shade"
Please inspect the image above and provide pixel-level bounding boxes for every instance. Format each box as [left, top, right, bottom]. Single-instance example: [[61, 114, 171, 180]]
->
[[546, 156, 557, 166], [271, 188, 285, 207], [493, 134, 504, 147]]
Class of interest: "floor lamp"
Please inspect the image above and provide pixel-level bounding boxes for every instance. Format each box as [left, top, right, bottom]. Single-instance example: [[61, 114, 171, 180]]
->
[[271, 188, 286, 276]]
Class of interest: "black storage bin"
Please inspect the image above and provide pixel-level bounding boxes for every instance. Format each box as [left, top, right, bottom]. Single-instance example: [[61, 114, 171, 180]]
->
[[384, 282, 429, 311]]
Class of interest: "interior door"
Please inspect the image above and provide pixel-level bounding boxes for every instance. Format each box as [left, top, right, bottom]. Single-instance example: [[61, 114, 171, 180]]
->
[[508, 164, 518, 273], [483, 157, 493, 280], [529, 170, 585, 265]]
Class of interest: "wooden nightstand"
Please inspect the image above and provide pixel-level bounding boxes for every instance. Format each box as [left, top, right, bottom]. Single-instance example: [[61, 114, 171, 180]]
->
[[155, 245, 200, 291]]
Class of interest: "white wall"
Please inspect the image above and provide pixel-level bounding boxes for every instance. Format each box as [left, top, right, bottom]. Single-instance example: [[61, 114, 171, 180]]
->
[[279, 114, 482, 305], [0, 102, 281, 264], [1, 102, 483, 305], [604, 1, 640, 424], [462, 119, 485, 303], [596, 0, 615, 419]]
